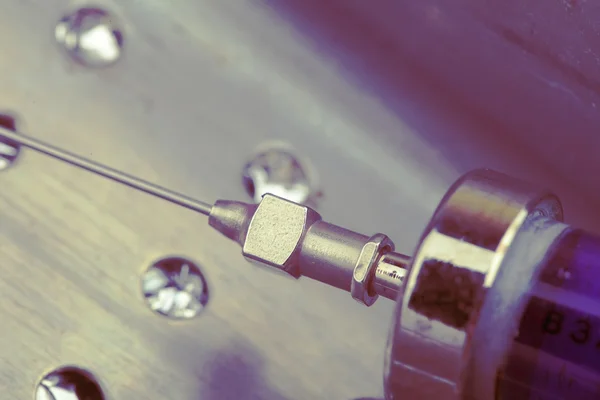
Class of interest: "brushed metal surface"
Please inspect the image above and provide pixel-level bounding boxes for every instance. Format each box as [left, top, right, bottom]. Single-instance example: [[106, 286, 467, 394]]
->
[[2, 1, 600, 399]]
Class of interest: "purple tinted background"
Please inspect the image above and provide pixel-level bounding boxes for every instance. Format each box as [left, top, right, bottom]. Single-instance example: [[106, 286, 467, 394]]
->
[[265, 0, 600, 230]]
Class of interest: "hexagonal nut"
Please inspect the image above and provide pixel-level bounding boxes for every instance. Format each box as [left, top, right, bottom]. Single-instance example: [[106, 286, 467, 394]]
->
[[242, 194, 321, 277], [352, 233, 394, 306]]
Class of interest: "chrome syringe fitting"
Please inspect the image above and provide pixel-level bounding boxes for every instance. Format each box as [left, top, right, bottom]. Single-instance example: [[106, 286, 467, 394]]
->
[[0, 124, 408, 307], [208, 194, 409, 306]]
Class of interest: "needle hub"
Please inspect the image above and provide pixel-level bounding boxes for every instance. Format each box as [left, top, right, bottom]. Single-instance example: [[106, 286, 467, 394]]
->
[[209, 194, 409, 305]]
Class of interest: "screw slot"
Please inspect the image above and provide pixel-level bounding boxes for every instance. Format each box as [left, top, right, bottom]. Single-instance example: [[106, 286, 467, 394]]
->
[[141, 256, 209, 319], [55, 7, 124, 68], [35, 366, 104, 400]]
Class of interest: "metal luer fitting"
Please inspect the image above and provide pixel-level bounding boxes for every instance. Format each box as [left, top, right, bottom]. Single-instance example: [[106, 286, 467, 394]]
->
[[207, 170, 565, 400], [208, 194, 410, 306], [384, 169, 564, 400]]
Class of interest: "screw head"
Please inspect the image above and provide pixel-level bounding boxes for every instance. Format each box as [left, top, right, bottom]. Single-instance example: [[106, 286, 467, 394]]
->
[[55, 7, 124, 68], [0, 114, 20, 171], [242, 144, 320, 205], [35, 366, 104, 400], [141, 257, 209, 319]]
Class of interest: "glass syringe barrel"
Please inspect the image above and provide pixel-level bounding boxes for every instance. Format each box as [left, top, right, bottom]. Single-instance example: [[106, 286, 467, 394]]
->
[[498, 228, 600, 400]]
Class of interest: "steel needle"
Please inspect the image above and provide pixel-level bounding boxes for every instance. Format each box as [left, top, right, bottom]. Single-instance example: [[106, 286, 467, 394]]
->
[[0, 126, 213, 216], [0, 126, 411, 307]]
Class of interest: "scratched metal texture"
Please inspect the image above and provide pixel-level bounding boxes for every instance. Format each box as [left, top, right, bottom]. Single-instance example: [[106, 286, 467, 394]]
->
[[2, 1, 600, 399]]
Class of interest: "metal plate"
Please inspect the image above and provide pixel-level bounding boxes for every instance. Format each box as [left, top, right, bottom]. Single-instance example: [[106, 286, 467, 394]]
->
[[2, 1, 600, 399]]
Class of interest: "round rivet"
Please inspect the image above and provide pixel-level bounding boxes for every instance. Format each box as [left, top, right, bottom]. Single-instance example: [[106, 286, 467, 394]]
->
[[35, 366, 104, 400], [242, 144, 320, 205], [55, 7, 124, 68], [141, 256, 209, 319], [0, 114, 20, 171]]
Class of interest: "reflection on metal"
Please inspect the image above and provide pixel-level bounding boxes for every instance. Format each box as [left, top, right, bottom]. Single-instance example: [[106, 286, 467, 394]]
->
[[0, 115, 20, 171], [142, 256, 209, 319], [372, 252, 410, 301], [55, 7, 123, 68], [384, 169, 565, 400], [35, 366, 104, 400], [242, 144, 320, 206]]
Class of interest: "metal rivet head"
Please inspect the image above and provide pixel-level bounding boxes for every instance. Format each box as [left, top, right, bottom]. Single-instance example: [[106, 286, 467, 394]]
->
[[35, 366, 104, 400], [242, 144, 320, 205], [141, 256, 209, 319], [55, 7, 123, 68], [0, 114, 21, 170]]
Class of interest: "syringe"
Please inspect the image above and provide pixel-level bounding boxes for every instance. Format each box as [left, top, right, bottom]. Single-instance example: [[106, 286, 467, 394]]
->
[[3, 126, 599, 400]]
